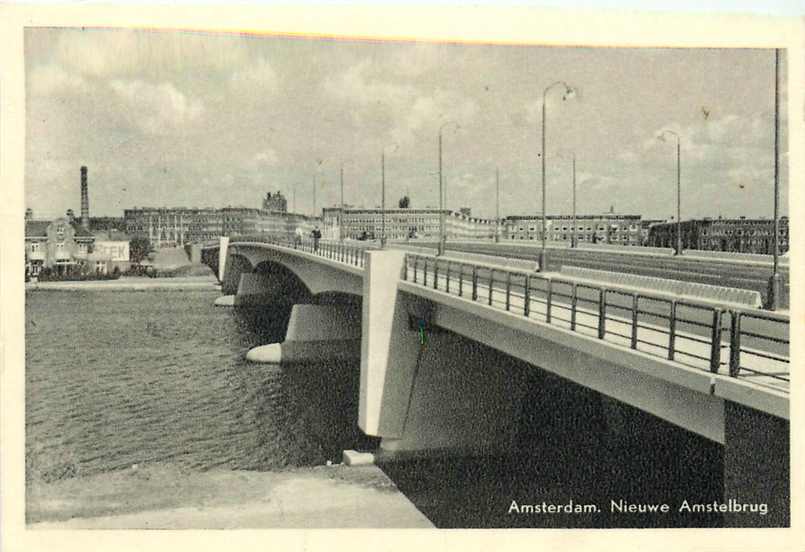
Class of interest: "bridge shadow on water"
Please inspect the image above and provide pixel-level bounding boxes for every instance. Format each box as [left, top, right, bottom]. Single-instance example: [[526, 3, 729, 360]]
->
[[379, 365, 725, 528], [232, 304, 379, 469]]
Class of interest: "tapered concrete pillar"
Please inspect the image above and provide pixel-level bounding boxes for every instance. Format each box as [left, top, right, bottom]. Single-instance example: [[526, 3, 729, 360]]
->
[[723, 401, 789, 527], [218, 236, 229, 282], [247, 304, 362, 363], [359, 250, 526, 458], [233, 273, 288, 307]]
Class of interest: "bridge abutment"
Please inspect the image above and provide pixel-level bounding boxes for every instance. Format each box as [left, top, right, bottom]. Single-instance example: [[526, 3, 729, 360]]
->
[[722, 401, 789, 527], [359, 250, 526, 458]]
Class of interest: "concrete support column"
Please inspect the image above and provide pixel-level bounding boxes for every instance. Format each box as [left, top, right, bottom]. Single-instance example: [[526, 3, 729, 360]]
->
[[218, 236, 229, 282], [231, 273, 287, 307], [722, 401, 789, 527], [359, 249, 526, 458], [247, 304, 362, 363]]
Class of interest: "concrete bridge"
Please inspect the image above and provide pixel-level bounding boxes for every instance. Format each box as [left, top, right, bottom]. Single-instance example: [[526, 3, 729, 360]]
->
[[201, 236, 790, 526]]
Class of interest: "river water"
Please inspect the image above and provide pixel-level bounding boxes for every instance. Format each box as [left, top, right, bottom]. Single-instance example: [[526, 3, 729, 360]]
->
[[26, 287, 726, 528], [26, 289, 375, 484]]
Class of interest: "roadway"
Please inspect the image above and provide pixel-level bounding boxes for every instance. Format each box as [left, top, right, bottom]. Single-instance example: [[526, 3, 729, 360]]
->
[[406, 241, 789, 309]]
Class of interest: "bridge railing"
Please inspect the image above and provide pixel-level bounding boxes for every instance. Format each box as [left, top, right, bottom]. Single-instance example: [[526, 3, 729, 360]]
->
[[231, 234, 372, 268], [403, 253, 789, 386]]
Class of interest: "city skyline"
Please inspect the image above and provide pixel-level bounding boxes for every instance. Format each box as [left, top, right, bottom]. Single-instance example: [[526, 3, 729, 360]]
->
[[25, 28, 789, 221]]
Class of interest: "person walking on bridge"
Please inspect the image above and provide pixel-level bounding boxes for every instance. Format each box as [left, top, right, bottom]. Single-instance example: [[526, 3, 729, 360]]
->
[[312, 226, 322, 252]]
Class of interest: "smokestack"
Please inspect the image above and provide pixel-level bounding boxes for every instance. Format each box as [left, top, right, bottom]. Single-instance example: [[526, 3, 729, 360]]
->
[[80, 166, 89, 230]]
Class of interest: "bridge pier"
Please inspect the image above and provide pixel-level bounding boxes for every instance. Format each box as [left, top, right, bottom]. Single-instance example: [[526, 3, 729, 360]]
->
[[722, 401, 789, 526], [360, 250, 526, 458], [247, 304, 362, 363]]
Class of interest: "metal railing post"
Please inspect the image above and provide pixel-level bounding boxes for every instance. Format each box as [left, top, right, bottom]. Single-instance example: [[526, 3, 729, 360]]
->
[[668, 301, 677, 360], [458, 264, 463, 297], [446, 261, 451, 293], [423, 258, 429, 287], [729, 311, 742, 377], [505, 271, 512, 311], [488, 269, 494, 306], [413, 256, 418, 283], [709, 309, 723, 373], [524, 275, 530, 317], [433, 258, 439, 290], [597, 288, 607, 339], [403, 255, 408, 281], [546, 279, 553, 324], [570, 283, 578, 331], [630, 294, 639, 349], [472, 266, 478, 301]]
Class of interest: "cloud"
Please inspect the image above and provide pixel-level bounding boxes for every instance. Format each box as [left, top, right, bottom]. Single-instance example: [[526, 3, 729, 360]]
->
[[324, 60, 414, 108], [230, 58, 279, 94], [109, 80, 204, 135], [391, 89, 479, 146], [29, 64, 86, 95], [252, 149, 279, 167], [51, 29, 252, 80]]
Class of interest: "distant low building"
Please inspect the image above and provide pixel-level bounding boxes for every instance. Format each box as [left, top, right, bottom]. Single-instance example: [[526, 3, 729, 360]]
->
[[25, 217, 96, 277], [646, 217, 789, 254], [503, 213, 643, 245], [124, 205, 319, 247], [262, 191, 288, 213], [322, 207, 495, 241]]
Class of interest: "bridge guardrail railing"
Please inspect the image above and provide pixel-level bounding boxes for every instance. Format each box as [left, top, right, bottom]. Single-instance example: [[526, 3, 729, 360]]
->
[[231, 234, 372, 268], [402, 253, 789, 388]]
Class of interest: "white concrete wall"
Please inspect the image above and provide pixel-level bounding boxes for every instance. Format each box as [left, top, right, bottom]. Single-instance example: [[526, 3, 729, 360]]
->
[[360, 250, 526, 456]]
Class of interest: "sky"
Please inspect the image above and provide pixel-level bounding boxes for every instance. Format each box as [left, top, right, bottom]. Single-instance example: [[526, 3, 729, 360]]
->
[[25, 28, 789, 221]]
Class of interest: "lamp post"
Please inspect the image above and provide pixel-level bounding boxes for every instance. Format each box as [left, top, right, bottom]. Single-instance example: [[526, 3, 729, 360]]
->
[[768, 48, 782, 310], [312, 159, 326, 218], [495, 167, 500, 243], [381, 144, 398, 249], [657, 130, 682, 255], [570, 153, 577, 248], [438, 121, 460, 256], [538, 81, 575, 271], [339, 163, 344, 242]]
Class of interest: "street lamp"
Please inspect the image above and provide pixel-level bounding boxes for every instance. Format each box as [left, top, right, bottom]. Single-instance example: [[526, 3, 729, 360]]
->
[[438, 121, 460, 256], [768, 48, 782, 310], [381, 144, 398, 249], [495, 167, 500, 243], [312, 159, 326, 218], [657, 129, 682, 255], [339, 163, 345, 242], [556, 149, 577, 248], [538, 81, 576, 272]]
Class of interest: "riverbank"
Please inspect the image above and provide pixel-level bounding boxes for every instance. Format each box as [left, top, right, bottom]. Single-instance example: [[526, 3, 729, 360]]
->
[[26, 275, 220, 292], [27, 462, 433, 529]]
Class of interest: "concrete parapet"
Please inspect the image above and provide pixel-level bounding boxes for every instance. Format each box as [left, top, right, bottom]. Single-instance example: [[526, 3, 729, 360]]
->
[[577, 242, 674, 256], [559, 265, 762, 308], [246, 304, 362, 363], [684, 249, 789, 266], [391, 243, 537, 273]]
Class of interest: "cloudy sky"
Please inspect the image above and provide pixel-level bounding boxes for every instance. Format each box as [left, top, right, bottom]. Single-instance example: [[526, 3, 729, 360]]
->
[[25, 28, 788, 220]]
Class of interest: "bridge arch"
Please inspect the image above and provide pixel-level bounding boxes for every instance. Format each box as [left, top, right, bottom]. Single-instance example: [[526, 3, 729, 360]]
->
[[229, 244, 363, 299]]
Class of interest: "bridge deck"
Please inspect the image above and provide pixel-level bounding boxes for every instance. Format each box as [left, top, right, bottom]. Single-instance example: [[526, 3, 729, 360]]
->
[[221, 237, 790, 398]]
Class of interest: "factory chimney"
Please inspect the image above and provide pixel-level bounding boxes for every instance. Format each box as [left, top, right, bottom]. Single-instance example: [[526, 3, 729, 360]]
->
[[80, 166, 89, 230]]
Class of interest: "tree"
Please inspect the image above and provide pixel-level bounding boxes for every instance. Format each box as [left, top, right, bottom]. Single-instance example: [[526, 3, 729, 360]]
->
[[130, 237, 151, 263], [398, 195, 410, 208]]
